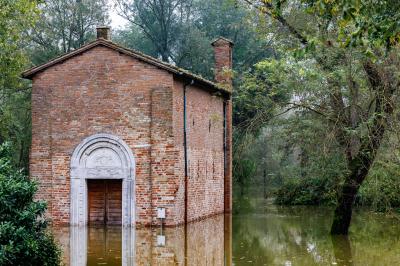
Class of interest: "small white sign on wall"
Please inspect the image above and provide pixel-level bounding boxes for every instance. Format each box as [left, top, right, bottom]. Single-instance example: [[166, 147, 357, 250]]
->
[[157, 235, 166, 246], [157, 207, 166, 219]]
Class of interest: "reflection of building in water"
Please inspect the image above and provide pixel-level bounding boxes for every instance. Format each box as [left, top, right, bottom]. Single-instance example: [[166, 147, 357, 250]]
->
[[53, 214, 231, 266]]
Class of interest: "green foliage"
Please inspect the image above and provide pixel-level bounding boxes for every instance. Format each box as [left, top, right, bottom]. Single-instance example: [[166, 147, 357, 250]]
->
[[115, 0, 198, 62], [116, 0, 272, 79], [0, 142, 61, 265], [0, 0, 38, 90], [234, 158, 257, 196], [302, 0, 400, 50], [27, 0, 110, 65], [235, 2, 400, 231], [275, 156, 400, 213], [271, 112, 400, 212], [232, 54, 325, 196], [271, 114, 346, 206], [188, 0, 273, 78], [233, 59, 291, 131], [0, 0, 40, 171], [357, 161, 400, 213], [0, 90, 31, 171], [275, 181, 327, 206]]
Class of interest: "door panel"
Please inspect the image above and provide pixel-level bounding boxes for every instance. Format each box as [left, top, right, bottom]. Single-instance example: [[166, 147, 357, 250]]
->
[[88, 180, 122, 225], [106, 180, 122, 225], [88, 181, 106, 225]]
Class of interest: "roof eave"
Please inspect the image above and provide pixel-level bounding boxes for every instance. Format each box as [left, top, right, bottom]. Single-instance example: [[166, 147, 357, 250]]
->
[[22, 39, 231, 95]]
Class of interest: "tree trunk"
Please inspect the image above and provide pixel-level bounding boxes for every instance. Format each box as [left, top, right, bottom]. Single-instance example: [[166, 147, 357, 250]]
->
[[330, 181, 359, 235], [331, 60, 394, 235], [331, 151, 374, 235]]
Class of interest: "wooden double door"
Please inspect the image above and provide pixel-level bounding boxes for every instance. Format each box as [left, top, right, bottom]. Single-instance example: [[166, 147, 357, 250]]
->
[[87, 179, 122, 225]]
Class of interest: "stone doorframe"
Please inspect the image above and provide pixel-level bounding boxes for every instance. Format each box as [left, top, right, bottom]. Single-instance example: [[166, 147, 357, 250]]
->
[[70, 133, 135, 226]]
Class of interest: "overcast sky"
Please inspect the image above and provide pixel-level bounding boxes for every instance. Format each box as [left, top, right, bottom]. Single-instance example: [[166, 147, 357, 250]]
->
[[108, 1, 128, 29]]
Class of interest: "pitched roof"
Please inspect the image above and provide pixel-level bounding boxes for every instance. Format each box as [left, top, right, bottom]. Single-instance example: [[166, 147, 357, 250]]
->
[[22, 38, 231, 94]]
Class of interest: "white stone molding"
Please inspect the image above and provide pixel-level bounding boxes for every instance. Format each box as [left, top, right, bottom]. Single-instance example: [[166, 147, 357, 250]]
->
[[122, 226, 136, 266], [70, 226, 87, 266], [70, 133, 135, 226]]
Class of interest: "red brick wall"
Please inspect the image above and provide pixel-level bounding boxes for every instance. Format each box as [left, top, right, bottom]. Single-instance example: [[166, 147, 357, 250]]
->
[[150, 86, 181, 225], [30, 44, 229, 226], [173, 80, 225, 223], [31, 46, 175, 225]]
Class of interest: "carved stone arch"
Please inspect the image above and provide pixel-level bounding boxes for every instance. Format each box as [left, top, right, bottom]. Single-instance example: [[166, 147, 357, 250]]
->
[[70, 133, 135, 226]]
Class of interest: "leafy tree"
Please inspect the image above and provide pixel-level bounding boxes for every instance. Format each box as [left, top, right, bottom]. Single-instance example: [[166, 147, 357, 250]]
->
[[179, 0, 273, 78], [233, 59, 292, 131], [27, 0, 110, 64], [234, 158, 256, 196], [0, 90, 31, 171], [115, 0, 196, 62], [115, 0, 273, 79], [244, 0, 400, 234], [0, 0, 40, 170], [0, 0, 38, 93], [4, 0, 109, 170], [0, 142, 61, 265]]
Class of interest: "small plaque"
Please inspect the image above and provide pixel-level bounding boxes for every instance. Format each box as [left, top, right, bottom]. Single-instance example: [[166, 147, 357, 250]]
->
[[157, 207, 166, 219], [157, 235, 166, 246]]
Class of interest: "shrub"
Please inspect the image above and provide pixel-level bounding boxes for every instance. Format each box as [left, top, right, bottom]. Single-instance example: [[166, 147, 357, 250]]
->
[[275, 176, 339, 206], [356, 161, 400, 212], [274, 151, 344, 206], [0, 142, 60, 265], [275, 158, 400, 213]]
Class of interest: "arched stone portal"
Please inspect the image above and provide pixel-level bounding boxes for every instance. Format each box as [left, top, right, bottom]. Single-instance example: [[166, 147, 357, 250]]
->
[[70, 133, 135, 226]]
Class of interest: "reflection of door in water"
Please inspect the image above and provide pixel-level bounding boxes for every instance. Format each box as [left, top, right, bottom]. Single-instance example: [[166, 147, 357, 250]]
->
[[87, 226, 122, 265], [88, 180, 122, 225]]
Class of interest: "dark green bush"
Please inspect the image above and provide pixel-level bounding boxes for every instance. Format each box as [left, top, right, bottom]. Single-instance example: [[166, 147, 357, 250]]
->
[[356, 161, 400, 212], [275, 158, 400, 213], [0, 142, 60, 266], [274, 151, 344, 206], [274, 176, 339, 206]]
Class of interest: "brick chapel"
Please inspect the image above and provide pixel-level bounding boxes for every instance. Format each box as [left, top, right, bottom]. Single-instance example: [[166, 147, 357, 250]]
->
[[22, 27, 233, 226]]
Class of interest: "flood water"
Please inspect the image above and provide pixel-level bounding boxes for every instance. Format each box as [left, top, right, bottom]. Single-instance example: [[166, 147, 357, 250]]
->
[[54, 198, 400, 265]]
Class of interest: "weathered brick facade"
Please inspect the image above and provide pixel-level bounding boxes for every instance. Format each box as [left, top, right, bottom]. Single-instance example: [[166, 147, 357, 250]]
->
[[23, 28, 233, 226]]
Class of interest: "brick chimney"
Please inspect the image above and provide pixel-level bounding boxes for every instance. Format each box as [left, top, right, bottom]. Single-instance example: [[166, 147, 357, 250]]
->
[[211, 37, 234, 89], [97, 26, 111, 40], [211, 37, 234, 214]]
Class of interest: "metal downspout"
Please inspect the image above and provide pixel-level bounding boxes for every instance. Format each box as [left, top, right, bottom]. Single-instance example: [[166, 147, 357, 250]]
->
[[183, 79, 194, 266]]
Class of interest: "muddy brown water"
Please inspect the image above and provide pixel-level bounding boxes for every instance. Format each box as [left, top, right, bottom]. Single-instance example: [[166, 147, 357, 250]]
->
[[53, 198, 400, 265]]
